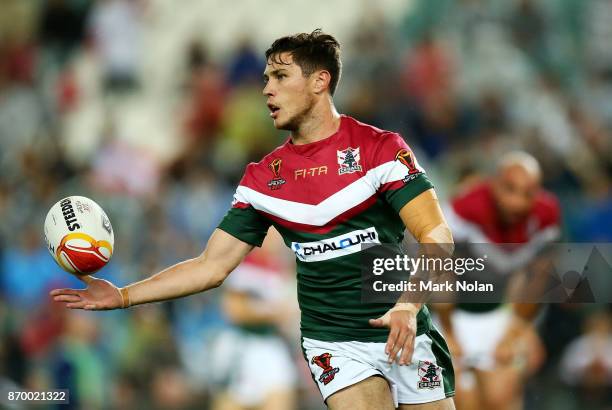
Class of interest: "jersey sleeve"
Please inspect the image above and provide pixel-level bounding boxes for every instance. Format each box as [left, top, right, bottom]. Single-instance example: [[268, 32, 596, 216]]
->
[[217, 168, 272, 247], [373, 133, 433, 213]]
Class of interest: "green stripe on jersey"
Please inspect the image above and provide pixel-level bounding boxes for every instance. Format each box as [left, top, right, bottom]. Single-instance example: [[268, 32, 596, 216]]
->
[[384, 174, 433, 214], [218, 206, 271, 247]]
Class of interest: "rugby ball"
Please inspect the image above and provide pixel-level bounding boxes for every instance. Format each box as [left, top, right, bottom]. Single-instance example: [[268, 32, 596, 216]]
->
[[44, 196, 114, 275]]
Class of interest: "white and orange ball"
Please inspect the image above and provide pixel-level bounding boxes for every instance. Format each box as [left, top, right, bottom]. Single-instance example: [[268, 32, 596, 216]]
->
[[44, 196, 114, 275]]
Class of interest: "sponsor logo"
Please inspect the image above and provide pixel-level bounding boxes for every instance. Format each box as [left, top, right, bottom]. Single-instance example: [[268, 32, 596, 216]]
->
[[60, 198, 81, 231], [417, 360, 442, 390], [395, 148, 422, 183], [295, 165, 328, 179], [267, 158, 286, 190], [311, 353, 340, 385], [101, 215, 112, 235], [337, 147, 362, 175], [291, 227, 379, 262]]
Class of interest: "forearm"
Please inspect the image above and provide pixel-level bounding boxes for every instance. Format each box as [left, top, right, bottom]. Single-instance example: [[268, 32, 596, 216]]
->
[[123, 257, 224, 307], [225, 300, 281, 325], [431, 303, 455, 335], [395, 219, 454, 310]]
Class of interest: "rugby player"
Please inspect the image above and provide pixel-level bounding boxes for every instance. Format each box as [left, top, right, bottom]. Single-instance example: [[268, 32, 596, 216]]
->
[[440, 152, 558, 410], [51, 30, 456, 410], [209, 229, 298, 410]]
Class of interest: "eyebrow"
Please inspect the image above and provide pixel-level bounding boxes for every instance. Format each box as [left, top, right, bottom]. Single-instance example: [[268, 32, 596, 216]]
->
[[263, 68, 288, 80]]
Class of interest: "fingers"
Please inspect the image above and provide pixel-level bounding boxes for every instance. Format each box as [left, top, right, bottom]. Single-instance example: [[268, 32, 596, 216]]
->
[[385, 326, 400, 356], [53, 294, 82, 303], [64, 300, 88, 309], [79, 275, 95, 285], [369, 318, 384, 328], [398, 332, 415, 365], [387, 328, 406, 364], [371, 310, 418, 365], [49, 288, 81, 297], [64, 301, 102, 310], [369, 311, 390, 328]]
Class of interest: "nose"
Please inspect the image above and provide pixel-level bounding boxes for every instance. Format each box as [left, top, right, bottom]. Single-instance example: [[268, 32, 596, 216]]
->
[[263, 80, 274, 97]]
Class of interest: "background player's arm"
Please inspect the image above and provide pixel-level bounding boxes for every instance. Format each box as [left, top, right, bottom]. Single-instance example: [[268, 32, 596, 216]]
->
[[51, 229, 254, 310], [223, 290, 293, 326]]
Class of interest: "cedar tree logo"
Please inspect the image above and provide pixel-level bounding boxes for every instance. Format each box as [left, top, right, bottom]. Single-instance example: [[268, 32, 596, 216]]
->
[[337, 147, 362, 175], [417, 360, 442, 390]]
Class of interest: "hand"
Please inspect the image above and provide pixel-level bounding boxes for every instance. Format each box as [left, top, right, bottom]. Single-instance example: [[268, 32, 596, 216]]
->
[[369, 304, 419, 365], [494, 317, 529, 366], [445, 333, 463, 364], [50, 276, 124, 310]]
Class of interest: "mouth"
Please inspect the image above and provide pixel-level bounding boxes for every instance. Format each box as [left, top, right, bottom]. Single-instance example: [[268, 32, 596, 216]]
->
[[267, 103, 280, 119]]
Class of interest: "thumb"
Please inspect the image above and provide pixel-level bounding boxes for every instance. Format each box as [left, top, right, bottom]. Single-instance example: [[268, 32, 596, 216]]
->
[[72, 273, 94, 285], [369, 317, 386, 328]]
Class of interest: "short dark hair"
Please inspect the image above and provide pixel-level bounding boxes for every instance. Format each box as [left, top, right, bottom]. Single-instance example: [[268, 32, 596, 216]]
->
[[265, 29, 342, 95]]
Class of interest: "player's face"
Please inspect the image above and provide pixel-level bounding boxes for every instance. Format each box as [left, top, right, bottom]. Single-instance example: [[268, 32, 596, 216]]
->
[[263, 52, 316, 130], [492, 166, 540, 225]]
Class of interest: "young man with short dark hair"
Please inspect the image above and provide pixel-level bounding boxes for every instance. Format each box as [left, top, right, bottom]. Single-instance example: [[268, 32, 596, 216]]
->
[[52, 30, 456, 410]]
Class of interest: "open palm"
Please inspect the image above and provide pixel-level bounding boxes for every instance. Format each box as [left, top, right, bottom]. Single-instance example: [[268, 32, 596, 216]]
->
[[50, 277, 123, 310]]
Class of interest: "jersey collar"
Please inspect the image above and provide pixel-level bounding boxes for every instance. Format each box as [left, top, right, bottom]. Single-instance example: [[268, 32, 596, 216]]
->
[[284, 115, 347, 157]]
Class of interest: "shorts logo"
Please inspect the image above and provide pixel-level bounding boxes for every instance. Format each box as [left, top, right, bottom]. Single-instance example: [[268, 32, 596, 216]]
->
[[267, 158, 286, 190], [312, 353, 340, 385], [337, 147, 362, 175], [395, 148, 422, 183], [417, 360, 442, 390]]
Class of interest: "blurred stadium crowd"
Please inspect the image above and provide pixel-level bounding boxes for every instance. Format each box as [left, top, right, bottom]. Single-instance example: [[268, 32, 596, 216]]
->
[[0, 0, 611, 409]]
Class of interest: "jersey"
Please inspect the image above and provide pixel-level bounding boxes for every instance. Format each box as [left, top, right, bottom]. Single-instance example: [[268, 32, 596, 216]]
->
[[445, 181, 561, 312], [218, 115, 435, 342]]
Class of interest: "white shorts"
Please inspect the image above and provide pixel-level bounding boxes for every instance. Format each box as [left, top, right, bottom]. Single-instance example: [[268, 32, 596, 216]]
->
[[302, 329, 455, 407], [451, 307, 512, 371], [208, 329, 297, 407]]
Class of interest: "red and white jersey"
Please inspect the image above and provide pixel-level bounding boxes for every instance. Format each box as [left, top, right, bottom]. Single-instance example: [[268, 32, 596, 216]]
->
[[218, 114, 435, 342], [445, 182, 561, 272]]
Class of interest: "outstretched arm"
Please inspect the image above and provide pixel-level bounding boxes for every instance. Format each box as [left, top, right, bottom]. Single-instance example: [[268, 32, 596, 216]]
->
[[50, 229, 254, 310]]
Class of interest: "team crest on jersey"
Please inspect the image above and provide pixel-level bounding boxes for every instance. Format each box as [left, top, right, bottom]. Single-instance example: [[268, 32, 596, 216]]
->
[[337, 147, 362, 175], [395, 148, 422, 183], [312, 353, 340, 385], [267, 158, 286, 190], [417, 360, 442, 390]]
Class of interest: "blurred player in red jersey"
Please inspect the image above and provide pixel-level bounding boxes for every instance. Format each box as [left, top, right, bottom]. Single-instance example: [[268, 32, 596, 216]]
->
[[209, 229, 299, 410], [439, 151, 558, 410]]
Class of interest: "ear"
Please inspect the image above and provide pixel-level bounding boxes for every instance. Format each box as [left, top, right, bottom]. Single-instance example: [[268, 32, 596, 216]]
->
[[312, 70, 332, 94]]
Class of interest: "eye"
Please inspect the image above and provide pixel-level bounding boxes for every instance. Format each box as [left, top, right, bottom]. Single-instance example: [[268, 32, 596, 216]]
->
[[277, 74, 286, 80]]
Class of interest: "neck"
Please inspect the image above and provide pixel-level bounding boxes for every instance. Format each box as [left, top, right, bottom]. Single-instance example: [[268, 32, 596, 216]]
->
[[291, 100, 341, 145]]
